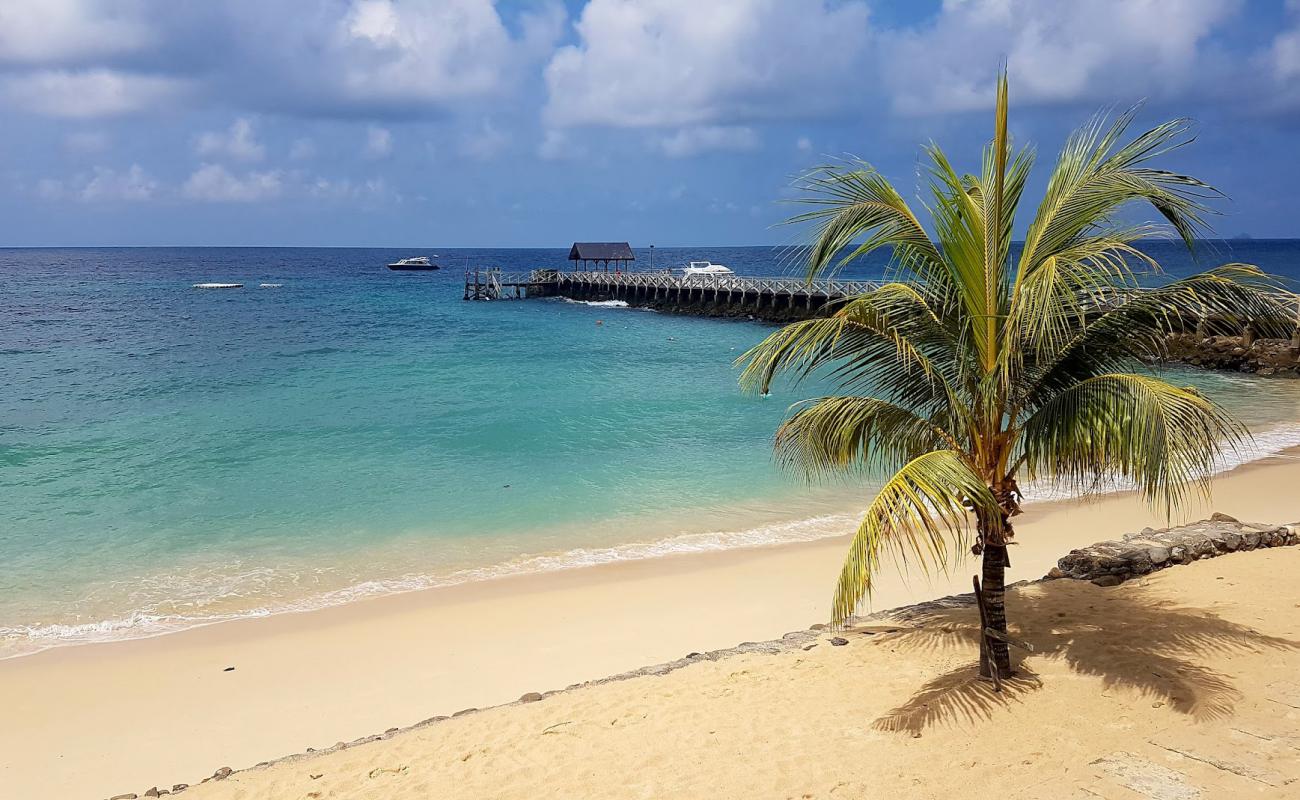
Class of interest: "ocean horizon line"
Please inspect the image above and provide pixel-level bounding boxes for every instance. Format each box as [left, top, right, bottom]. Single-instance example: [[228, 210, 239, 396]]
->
[[1, 237, 1298, 251]]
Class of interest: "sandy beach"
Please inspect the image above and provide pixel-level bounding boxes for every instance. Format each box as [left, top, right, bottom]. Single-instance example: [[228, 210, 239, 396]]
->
[[179, 543, 1300, 800], [4, 453, 1300, 798]]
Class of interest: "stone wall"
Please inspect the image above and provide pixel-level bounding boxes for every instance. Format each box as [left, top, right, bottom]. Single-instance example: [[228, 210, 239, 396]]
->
[[1048, 513, 1298, 586], [1163, 333, 1300, 376]]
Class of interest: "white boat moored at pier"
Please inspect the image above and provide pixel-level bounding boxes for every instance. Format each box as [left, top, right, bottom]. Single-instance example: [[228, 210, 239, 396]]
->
[[680, 261, 733, 278]]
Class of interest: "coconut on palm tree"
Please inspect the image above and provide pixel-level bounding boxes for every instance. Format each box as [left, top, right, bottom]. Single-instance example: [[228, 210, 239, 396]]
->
[[738, 74, 1289, 679]]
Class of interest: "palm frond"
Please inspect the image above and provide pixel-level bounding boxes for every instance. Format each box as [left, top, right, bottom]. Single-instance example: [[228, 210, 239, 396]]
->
[[784, 161, 943, 282], [1018, 110, 1216, 289], [1019, 373, 1245, 515], [1130, 263, 1294, 338], [739, 282, 950, 379], [830, 450, 1000, 626], [775, 396, 957, 479], [1019, 264, 1293, 408], [924, 143, 990, 341], [1007, 229, 1157, 358]]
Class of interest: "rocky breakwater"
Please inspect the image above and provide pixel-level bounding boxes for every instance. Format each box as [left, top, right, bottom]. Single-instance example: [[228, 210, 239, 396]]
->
[[1048, 513, 1298, 586], [1163, 333, 1300, 376]]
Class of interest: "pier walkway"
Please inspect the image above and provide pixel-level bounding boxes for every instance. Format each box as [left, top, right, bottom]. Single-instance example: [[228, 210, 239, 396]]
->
[[464, 268, 884, 317]]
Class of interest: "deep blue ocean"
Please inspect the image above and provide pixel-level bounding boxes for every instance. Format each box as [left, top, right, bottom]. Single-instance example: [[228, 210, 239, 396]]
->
[[4, 241, 1300, 657]]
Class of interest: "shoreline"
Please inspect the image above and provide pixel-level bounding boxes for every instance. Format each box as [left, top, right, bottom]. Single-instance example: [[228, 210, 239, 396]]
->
[[6, 450, 1300, 797], [0, 485, 871, 662], [8, 421, 1300, 663]]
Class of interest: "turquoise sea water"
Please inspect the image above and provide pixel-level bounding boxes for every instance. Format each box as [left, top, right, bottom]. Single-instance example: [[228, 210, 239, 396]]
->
[[4, 243, 1300, 658]]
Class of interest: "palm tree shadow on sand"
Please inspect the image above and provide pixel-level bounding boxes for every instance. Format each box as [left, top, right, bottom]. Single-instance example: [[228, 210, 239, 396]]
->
[[865, 579, 1298, 736]]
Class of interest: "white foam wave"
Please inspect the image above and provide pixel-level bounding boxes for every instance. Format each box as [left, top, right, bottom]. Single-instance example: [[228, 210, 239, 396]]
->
[[0, 512, 861, 660], [6, 422, 1300, 660], [560, 298, 630, 308]]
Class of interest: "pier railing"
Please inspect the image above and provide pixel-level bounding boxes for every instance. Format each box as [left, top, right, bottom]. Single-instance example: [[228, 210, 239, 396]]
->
[[551, 270, 884, 296], [465, 268, 885, 301]]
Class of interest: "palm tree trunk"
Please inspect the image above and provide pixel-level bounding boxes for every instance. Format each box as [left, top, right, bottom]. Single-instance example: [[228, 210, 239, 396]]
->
[[978, 543, 1013, 679]]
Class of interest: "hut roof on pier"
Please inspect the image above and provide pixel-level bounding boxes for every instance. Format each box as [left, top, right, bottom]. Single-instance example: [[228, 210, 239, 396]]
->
[[569, 242, 635, 262]]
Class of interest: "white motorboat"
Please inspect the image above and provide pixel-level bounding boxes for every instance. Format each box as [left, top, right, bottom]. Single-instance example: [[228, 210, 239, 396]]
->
[[387, 256, 440, 271], [680, 261, 734, 279]]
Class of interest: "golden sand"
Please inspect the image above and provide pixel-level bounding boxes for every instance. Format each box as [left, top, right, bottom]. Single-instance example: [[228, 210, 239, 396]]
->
[[182, 546, 1300, 800]]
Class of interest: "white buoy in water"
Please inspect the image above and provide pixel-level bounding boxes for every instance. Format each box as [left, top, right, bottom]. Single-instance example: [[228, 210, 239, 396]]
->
[[193, 283, 243, 289]]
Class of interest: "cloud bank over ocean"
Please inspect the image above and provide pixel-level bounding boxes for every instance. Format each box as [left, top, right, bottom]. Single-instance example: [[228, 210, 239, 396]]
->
[[2, 0, 1298, 245]]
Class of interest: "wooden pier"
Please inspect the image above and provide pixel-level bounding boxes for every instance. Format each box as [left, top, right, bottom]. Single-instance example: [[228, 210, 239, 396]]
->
[[464, 268, 884, 320], [464, 267, 1300, 352]]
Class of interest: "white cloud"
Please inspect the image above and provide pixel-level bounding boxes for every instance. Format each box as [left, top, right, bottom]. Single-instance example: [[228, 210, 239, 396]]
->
[[0, 1, 565, 120], [321, 0, 564, 111], [79, 164, 158, 202], [537, 128, 585, 161], [1264, 0, 1300, 115], [3, 69, 184, 117], [182, 163, 282, 202], [289, 137, 317, 160], [459, 118, 508, 160], [1277, 30, 1300, 80], [33, 165, 157, 202], [653, 125, 760, 158], [195, 118, 265, 161], [0, 0, 153, 64], [881, 0, 1240, 115], [308, 175, 395, 202], [1273, 1, 1300, 81], [64, 131, 110, 154], [544, 0, 871, 129], [308, 177, 354, 199], [363, 125, 393, 158]]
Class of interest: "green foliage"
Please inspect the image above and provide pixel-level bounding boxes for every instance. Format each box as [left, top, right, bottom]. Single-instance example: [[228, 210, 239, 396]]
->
[[739, 73, 1290, 626]]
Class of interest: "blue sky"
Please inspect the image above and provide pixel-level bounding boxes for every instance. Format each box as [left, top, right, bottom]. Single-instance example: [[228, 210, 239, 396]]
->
[[2, 0, 1299, 247]]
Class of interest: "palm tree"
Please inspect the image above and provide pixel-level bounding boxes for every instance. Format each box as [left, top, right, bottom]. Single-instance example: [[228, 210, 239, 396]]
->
[[738, 75, 1289, 679]]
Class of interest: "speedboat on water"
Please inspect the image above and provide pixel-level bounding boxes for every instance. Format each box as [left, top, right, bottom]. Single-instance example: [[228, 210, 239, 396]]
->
[[387, 256, 440, 271]]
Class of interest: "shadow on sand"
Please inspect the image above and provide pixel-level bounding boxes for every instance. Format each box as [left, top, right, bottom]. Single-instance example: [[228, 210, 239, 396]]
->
[[862, 577, 1298, 735]]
